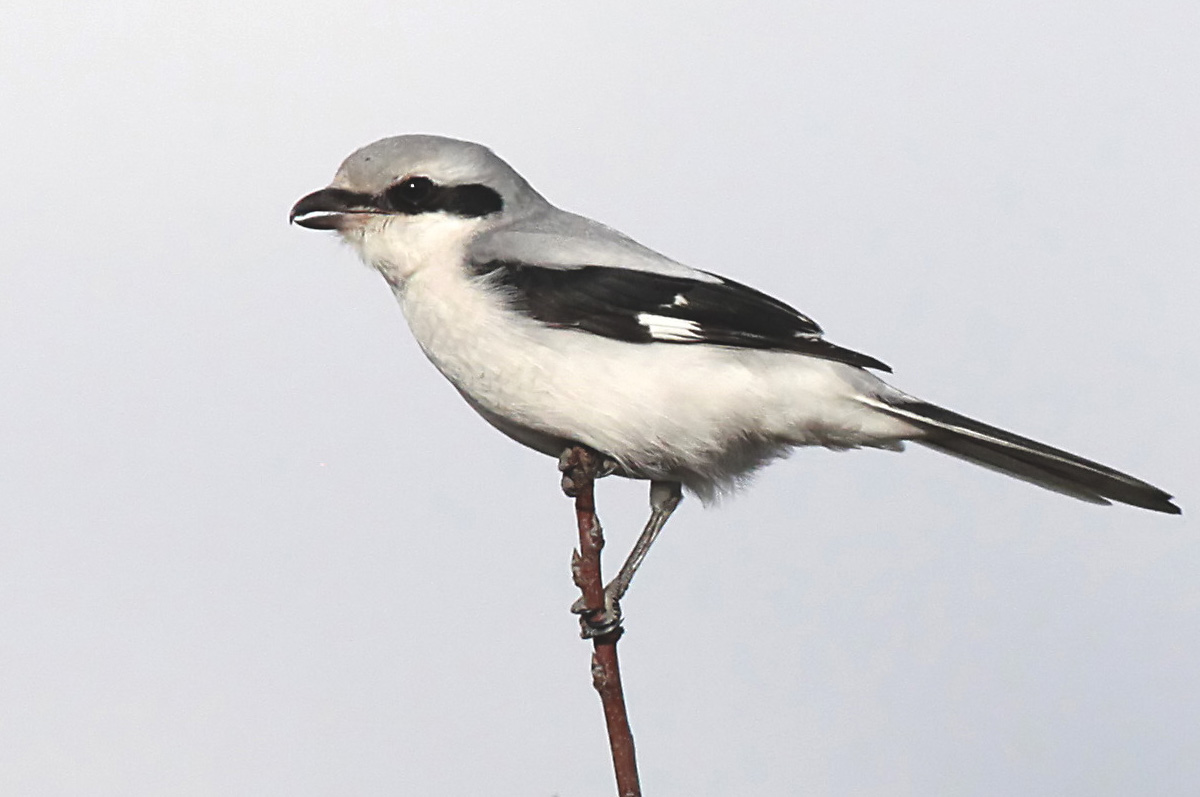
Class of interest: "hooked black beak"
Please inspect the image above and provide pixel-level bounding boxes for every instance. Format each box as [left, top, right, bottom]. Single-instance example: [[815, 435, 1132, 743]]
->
[[289, 188, 383, 230]]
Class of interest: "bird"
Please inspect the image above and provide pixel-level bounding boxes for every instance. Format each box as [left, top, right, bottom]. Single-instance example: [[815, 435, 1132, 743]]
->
[[290, 134, 1180, 611]]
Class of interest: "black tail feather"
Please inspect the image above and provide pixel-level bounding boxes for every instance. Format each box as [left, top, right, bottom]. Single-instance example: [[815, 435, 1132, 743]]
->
[[872, 399, 1181, 514]]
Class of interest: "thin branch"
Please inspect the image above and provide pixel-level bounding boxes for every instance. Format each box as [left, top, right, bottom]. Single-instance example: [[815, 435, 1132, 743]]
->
[[560, 447, 641, 797]]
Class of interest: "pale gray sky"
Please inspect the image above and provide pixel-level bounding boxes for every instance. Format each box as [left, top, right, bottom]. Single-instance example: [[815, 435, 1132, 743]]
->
[[2, 2, 1198, 795]]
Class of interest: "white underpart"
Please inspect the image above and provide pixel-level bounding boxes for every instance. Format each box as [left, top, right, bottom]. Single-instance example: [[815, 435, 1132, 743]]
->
[[345, 213, 919, 500], [636, 313, 702, 341]]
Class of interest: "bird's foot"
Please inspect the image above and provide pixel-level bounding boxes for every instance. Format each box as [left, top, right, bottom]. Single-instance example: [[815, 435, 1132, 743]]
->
[[570, 584, 623, 638], [559, 449, 619, 496]]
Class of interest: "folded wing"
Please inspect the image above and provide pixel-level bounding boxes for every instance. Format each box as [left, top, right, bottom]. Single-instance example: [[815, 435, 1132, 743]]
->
[[470, 259, 891, 372]]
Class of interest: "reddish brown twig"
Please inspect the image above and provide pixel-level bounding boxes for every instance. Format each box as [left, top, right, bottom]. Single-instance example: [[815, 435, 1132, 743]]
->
[[560, 447, 641, 797]]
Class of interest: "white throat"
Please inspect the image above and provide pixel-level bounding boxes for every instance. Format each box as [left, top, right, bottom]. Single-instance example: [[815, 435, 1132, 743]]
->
[[345, 213, 487, 291]]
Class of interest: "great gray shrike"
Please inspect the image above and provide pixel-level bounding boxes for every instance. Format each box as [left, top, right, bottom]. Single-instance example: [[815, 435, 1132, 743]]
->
[[291, 135, 1179, 606]]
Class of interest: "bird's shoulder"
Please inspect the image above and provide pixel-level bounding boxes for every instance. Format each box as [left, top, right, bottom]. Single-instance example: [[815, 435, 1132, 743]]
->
[[468, 208, 713, 281]]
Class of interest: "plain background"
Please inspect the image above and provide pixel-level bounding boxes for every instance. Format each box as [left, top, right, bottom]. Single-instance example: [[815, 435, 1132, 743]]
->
[[2, 2, 1197, 795]]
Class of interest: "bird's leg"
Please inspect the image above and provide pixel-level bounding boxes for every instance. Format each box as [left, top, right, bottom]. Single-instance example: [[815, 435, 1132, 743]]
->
[[572, 480, 683, 618], [608, 480, 683, 602]]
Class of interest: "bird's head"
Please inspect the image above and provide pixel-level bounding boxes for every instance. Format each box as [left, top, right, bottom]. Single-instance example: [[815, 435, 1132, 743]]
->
[[290, 135, 544, 282]]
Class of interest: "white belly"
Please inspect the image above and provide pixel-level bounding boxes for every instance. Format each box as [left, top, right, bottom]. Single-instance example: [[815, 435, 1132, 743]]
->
[[394, 263, 914, 498]]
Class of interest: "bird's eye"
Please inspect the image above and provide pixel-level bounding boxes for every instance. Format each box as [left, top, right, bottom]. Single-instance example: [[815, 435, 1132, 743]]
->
[[386, 176, 436, 207]]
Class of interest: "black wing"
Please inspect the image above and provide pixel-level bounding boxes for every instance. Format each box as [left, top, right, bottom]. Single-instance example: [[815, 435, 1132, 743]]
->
[[471, 260, 891, 372]]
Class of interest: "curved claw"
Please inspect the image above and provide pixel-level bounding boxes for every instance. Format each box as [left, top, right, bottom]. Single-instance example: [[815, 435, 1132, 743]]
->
[[571, 589, 623, 638]]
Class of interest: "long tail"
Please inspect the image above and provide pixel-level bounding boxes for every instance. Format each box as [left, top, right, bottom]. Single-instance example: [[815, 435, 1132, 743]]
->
[[859, 397, 1181, 514]]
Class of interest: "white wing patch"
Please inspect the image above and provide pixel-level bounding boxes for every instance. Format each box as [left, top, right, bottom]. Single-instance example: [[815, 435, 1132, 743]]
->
[[636, 313, 703, 341]]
